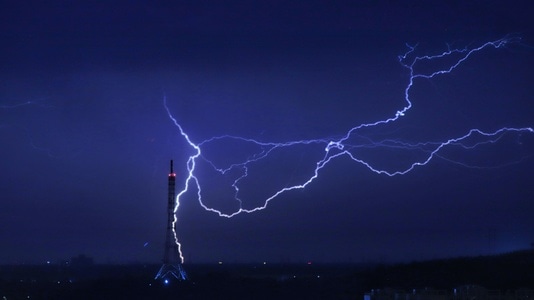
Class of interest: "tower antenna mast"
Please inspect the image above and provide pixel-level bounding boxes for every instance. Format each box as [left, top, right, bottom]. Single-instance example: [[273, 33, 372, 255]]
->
[[155, 159, 187, 282]]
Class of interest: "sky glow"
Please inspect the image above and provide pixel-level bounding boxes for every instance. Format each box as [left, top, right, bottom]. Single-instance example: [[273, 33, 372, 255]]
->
[[2, 1, 533, 264]]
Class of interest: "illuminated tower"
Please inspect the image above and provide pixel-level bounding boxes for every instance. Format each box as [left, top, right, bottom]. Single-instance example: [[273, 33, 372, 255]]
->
[[155, 160, 187, 282]]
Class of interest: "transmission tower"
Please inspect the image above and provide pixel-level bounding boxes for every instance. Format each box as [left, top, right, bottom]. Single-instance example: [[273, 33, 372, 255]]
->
[[155, 160, 187, 282]]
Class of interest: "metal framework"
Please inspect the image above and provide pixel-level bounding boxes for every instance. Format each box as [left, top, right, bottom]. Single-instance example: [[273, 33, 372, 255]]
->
[[155, 160, 187, 281]]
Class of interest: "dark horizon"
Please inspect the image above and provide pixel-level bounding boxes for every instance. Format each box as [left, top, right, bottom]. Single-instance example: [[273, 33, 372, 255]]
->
[[2, 1, 534, 265], [5, 247, 534, 267]]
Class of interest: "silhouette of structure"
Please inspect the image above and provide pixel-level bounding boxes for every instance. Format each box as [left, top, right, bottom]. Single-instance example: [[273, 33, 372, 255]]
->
[[155, 160, 187, 281]]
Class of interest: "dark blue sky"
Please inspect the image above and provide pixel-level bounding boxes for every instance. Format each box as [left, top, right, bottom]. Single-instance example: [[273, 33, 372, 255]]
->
[[1, 1, 533, 264]]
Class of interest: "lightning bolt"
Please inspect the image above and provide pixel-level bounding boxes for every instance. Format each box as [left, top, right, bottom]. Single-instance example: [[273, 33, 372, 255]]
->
[[164, 35, 534, 260]]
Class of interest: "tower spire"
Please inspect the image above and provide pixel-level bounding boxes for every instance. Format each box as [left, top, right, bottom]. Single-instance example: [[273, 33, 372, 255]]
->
[[155, 159, 187, 282]]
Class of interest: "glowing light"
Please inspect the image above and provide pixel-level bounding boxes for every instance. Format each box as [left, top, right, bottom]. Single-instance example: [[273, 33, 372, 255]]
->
[[164, 35, 533, 260], [0, 100, 35, 109]]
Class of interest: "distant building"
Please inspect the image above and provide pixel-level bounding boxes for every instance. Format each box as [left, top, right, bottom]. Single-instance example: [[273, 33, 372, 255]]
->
[[364, 286, 534, 300], [70, 254, 94, 267]]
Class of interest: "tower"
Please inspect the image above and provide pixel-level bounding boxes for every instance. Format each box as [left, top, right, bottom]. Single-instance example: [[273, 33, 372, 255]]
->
[[155, 160, 187, 282]]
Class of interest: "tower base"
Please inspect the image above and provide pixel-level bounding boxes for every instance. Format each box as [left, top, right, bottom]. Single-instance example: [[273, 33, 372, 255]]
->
[[155, 263, 187, 281]]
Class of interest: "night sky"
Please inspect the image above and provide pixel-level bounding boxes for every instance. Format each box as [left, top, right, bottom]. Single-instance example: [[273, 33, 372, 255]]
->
[[1, 1, 533, 265]]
